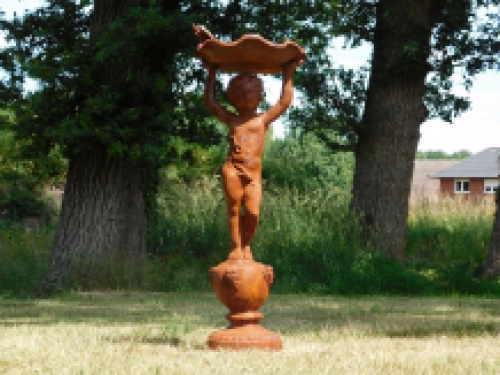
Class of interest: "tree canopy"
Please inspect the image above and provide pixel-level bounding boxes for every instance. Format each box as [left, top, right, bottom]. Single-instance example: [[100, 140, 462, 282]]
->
[[2, 1, 498, 163], [290, 0, 500, 150], [0, 0, 226, 165], [0, 0, 342, 166]]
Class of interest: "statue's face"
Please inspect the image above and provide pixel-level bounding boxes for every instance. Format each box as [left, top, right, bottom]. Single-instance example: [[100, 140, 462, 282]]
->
[[227, 76, 263, 112]]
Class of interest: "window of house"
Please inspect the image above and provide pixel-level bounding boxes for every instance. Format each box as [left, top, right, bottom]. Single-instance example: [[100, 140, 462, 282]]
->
[[454, 179, 470, 193], [484, 179, 499, 194]]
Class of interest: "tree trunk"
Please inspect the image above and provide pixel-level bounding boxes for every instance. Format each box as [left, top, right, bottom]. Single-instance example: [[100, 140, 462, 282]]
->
[[480, 193, 500, 278], [38, 148, 147, 294], [38, 0, 147, 295], [351, 0, 432, 263]]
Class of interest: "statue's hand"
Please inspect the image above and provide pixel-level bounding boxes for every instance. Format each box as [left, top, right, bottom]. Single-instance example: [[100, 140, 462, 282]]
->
[[283, 60, 300, 76], [203, 61, 220, 73], [193, 24, 215, 42]]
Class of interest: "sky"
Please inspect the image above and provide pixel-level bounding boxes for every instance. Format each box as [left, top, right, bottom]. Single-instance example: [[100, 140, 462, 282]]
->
[[1, 0, 499, 154]]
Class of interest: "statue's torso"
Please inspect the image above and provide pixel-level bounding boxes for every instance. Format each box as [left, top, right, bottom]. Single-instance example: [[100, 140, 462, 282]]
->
[[226, 115, 267, 178]]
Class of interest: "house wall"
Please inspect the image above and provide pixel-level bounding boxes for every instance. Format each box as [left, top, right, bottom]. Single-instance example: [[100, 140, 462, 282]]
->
[[440, 178, 455, 196], [470, 178, 484, 196], [439, 178, 486, 197], [411, 160, 459, 201]]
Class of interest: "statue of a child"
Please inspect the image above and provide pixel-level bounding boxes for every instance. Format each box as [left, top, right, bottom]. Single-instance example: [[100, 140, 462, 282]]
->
[[204, 61, 298, 260]]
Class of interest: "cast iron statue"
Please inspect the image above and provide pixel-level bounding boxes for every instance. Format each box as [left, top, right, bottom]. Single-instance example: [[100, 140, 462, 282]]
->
[[194, 25, 305, 350], [204, 62, 298, 261]]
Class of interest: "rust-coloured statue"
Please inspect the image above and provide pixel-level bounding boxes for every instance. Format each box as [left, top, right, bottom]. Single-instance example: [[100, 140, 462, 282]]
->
[[194, 25, 305, 351], [205, 61, 297, 261]]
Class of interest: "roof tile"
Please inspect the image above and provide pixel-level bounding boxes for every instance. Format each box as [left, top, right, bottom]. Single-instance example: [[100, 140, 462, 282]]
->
[[429, 148, 500, 178]]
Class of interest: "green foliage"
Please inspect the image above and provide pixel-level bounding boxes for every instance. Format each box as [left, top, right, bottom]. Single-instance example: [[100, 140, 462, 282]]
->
[[160, 138, 228, 183], [150, 176, 227, 262], [407, 202, 497, 294], [288, 60, 368, 152], [262, 133, 354, 193], [296, 0, 500, 149], [2, 181, 500, 296], [0, 1, 225, 164], [0, 0, 338, 164], [147, 178, 499, 296], [0, 188, 51, 221], [416, 149, 472, 160], [0, 225, 53, 297], [0, 129, 67, 188], [0, 122, 65, 221]]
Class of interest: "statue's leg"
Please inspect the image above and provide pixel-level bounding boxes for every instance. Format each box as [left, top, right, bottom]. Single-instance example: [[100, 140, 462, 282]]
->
[[241, 178, 262, 260], [222, 163, 244, 260]]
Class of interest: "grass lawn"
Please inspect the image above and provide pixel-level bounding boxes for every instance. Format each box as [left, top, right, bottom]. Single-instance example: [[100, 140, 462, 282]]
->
[[0, 293, 499, 374]]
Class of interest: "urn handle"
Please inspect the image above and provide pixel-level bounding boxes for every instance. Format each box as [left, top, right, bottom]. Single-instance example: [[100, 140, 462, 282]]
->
[[263, 266, 274, 286]]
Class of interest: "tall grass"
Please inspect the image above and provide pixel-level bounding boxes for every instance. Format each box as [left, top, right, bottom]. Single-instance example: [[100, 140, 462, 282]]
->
[[151, 177, 499, 295], [1, 180, 499, 296], [0, 221, 53, 297], [407, 196, 497, 294]]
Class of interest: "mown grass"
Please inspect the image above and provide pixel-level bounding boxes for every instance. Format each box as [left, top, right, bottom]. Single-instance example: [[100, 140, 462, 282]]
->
[[1, 292, 500, 374]]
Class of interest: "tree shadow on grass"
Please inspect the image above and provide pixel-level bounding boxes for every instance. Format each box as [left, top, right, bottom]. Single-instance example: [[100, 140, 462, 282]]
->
[[265, 296, 500, 338], [1, 293, 500, 340], [103, 334, 183, 347]]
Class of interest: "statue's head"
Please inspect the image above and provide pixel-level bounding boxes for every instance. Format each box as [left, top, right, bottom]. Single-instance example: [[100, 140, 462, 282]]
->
[[226, 74, 263, 112]]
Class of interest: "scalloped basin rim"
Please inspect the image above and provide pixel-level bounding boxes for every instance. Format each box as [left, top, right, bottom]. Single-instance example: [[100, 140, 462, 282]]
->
[[196, 34, 306, 74]]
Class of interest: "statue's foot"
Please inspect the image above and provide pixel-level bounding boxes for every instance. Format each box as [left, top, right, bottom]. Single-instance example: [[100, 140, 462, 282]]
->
[[228, 249, 244, 260], [243, 247, 253, 260]]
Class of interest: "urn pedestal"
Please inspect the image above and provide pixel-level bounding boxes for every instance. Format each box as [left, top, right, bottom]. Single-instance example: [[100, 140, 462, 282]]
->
[[208, 259, 282, 350]]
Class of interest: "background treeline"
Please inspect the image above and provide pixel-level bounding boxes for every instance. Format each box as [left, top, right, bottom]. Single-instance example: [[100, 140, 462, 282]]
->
[[415, 149, 472, 160]]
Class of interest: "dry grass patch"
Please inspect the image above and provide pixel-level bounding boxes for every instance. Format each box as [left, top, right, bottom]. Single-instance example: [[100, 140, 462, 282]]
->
[[409, 194, 496, 220], [1, 293, 500, 374]]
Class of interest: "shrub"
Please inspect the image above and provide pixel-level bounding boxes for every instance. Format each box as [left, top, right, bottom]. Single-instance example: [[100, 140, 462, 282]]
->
[[0, 127, 66, 222], [262, 133, 354, 193], [0, 187, 54, 222], [0, 225, 53, 297], [407, 197, 500, 294]]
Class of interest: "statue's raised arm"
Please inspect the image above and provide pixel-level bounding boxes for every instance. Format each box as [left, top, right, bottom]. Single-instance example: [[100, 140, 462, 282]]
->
[[263, 60, 300, 127], [204, 64, 235, 126]]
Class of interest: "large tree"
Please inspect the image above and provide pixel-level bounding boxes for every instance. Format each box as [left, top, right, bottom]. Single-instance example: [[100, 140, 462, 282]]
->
[[0, 0, 227, 294], [352, 0, 498, 263], [0, 0, 334, 294], [291, 0, 499, 262]]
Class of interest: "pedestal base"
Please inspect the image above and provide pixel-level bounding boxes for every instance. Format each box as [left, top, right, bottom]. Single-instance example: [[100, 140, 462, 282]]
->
[[207, 259, 282, 350], [208, 323, 282, 350]]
